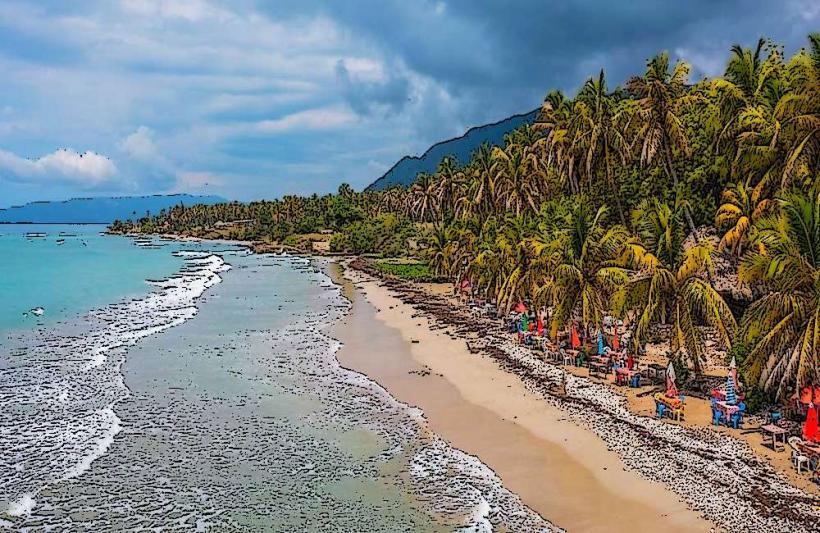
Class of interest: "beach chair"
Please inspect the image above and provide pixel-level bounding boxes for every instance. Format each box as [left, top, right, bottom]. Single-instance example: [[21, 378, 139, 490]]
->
[[729, 401, 746, 429], [561, 349, 573, 366], [630, 373, 641, 388], [711, 409, 723, 426], [655, 401, 665, 418], [789, 437, 811, 474], [670, 403, 685, 421]]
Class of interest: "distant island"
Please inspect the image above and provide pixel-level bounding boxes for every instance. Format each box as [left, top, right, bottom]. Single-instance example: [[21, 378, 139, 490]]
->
[[0, 194, 225, 224]]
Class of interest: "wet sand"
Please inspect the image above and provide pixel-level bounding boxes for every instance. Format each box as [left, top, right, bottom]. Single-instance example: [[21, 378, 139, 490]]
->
[[328, 262, 713, 532]]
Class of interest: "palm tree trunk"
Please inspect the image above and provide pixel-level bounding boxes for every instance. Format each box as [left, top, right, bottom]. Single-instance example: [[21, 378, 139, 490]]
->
[[663, 143, 697, 235], [664, 141, 716, 286], [605, 149, 629, 228]]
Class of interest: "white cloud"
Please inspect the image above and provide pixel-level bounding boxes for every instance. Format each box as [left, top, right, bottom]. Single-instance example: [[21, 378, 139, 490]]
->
[[674, 47, 725, 79], [255, 107, 357, 133], [0, 148, 116, 185], [120, 0, 234, 23], [119, 126, 158, 161]]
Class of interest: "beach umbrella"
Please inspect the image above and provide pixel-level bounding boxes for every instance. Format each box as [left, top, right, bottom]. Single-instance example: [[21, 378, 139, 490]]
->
[[520, 313, 529, 331], [514, 301, 527, 313], [570, 323, 580, 349], [597, 330, 604, 355], [459, 279, 472, 293], [536, 316, 544, 336], [666, 361, 678, 398], [626, 352, 634, 370], [612, 324, 620, 351], [804, 403, 819, 443], [725, 357, 737, 405]]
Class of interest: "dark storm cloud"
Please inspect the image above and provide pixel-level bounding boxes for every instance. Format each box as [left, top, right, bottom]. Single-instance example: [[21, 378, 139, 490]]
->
[[335, 59, 412, 116], [259, 0, 817, 113]]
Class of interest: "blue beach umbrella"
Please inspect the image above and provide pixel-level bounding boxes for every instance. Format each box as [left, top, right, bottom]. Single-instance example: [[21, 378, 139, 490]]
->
[[597, 330, 604, 355], [725, 357, 737, 405]]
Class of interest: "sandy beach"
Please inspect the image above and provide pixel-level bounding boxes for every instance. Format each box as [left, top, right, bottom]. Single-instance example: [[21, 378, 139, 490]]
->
[[329, 261, 713, 532], [328, 259, 820, 533]]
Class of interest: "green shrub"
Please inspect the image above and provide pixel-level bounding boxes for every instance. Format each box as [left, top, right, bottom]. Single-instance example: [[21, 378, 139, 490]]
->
[[372, 261, 435, 281]]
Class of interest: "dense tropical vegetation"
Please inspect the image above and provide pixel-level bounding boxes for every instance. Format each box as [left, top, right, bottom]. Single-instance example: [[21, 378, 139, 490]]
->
[[113, 34, 820, 403]]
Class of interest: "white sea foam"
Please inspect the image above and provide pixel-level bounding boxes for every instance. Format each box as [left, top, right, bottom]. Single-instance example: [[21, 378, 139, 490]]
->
[[6, 494, 35, 517], [61, 408, 122, 481], [0, 252, 231, 520]]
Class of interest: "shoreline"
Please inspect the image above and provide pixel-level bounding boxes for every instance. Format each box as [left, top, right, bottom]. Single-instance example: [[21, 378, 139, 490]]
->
[[328, 261, 712, 532], [111, 232, 820, 531], [332, 259, 820, 533]]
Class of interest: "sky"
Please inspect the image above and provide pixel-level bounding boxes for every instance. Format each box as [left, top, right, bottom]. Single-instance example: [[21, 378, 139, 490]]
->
[[0, 1, 817, 207]]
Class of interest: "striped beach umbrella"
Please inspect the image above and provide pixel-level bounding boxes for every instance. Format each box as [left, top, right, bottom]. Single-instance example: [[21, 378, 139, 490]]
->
[[725, 357, 737, 405], [666, 361, 678, 398]]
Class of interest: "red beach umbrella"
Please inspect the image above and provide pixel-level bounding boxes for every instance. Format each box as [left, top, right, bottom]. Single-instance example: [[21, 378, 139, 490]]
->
[[460, 279, 472, 293], [514, 301, 527, 313], [570, 323, 580, 349], [536, 316, 544, 336], [804, 403, 819, 443], [612, 324, 620, 351]]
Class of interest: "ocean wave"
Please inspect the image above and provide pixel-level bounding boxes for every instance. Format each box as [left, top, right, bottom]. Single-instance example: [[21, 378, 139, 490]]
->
[[0, 253, 230, 518]]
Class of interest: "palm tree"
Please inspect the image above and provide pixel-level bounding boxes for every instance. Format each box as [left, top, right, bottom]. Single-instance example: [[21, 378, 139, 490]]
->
[[624, 199, 736, 372], [546, 201, 630, 332], [573, 70, 631, 226], [460, 143, 497, 219], [627, 52, 698, 234], [410, 172, 440, 224], [424, 225, 455, 278], [715, 178, 775, 256], [434, 156, 463, 219], [537, 90, 579, 195], [493, 143, 540, 217], [734, 35, 819, 190], [739, 185, 820, 399]]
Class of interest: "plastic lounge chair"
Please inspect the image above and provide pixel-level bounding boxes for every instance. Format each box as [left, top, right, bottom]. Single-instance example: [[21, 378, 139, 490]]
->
[[655, 402, 665, 418], [711, 409, 723, 426], [671, 404, 685, 421], [729, 412, 743, 428], [630, 374, 641, 388], [789, 437, 811, 474]]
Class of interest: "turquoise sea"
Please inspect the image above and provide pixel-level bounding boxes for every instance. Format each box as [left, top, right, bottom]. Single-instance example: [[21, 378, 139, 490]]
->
[[0, 224, 187, 335], [0, 225, 550, 531]]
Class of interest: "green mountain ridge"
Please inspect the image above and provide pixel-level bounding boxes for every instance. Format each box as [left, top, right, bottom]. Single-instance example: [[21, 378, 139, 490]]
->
[[365, 109, 539, 191]]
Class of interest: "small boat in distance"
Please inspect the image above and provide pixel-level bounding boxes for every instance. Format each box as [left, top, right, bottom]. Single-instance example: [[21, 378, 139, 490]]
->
[[25, 232, 47, 238], [58, 232, 77, 237], [56, 239, 65, 245]]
